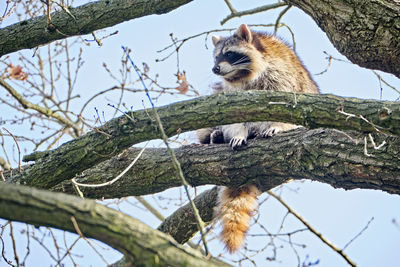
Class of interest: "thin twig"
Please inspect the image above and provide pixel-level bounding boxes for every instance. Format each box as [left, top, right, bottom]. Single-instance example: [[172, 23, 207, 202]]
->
[[135, 196, 202, 252], [2, 128, 21, 172], [274, 4, 292, 35], [71, 216, 109, 265], [0, 77, 81, 135], [368, 134, 386, 150], [70, 216, 83, 237], [223, 0, 237, 13], [9, 222, 19, 267], [135, 196, 165, 221], [268, 191, 357, 267], [371, 70, 400, 95], [343, 217, 374, 251], [157, 23, 296, 62], [316, 51, 399, 95], [220, 2, 288, 25], [71, 143, 147, 188], [337, 108, 387, 134], [21, 224, 31, 266], [49, 0, 76, 20], [0, 234, 15, 267], [0, 0, 17, 22], [123, 46, 210, 256]]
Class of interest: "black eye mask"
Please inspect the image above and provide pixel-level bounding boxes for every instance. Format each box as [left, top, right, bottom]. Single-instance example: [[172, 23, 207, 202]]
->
[[224, 51, 251, 65], [215, 50, 251, 65]]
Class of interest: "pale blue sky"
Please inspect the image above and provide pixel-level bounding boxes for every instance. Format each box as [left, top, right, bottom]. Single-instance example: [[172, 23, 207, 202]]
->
[[1, 1, 400, 266]]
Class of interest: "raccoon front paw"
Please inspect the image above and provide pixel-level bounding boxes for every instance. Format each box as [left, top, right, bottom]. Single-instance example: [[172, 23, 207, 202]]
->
[[261, 127, 283, 138], [229, 136, 247, 149], [210, 129, 224, 144]]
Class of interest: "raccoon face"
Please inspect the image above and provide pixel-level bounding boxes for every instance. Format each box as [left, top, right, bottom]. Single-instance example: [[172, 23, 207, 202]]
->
[[212, 48, 251, 80], [211, 24, 263, 83]]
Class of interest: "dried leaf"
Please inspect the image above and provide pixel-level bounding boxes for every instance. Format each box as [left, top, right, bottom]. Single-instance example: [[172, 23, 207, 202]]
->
[[7, 64, 28, 81], [175, 72, 189, 94]]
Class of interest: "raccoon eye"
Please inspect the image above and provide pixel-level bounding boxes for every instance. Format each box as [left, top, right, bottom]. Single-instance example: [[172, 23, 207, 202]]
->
[[225, 52, 233, 58]]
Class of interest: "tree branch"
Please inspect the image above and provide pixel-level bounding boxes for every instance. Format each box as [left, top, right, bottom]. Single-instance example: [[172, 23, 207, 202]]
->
[[0, 183, 231, 267], [48, 128, 400, 199], [157, 186, 219, 244], [286, 0, 400, 78], [0, 0, 192, 57], [8, 91, 399, 191]]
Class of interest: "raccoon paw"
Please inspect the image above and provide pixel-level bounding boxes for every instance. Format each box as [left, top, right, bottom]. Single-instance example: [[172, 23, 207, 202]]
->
[[261, 127, 283, 138], [210, 129, 224, 144], [229, 136, 247, 149]]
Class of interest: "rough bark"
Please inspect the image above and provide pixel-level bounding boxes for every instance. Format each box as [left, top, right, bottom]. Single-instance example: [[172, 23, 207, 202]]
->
[[111, 187, 219, 267], [157, 186, 219, 244], [0, 183, 231, 267], [286, 0, 400, 78], [48, 128, 400, 198], [0, 0, 192, 57], [9, 91, 400, 190]]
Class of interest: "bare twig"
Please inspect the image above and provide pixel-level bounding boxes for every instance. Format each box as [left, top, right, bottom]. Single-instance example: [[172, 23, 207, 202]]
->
[[223, 0, 237, 13], [2, 128, 21, 172], [220, 2, 288, 25], [0, 0, 17, 22], [0, 233, 15, 267], [0, 77, 81, 136], [157, 24, 286, 63], [58, 235, 81, 264], [71, 143, 147, 188], [316, 51, 399, 96], [124, 46, 210, 256], [337, 108, 387, 134], [8, 222, 19, 267], [343, 217, 374, 251], [47, 227, 61, 261], [371, 70, 400, 95], [90, 32, 102, 46], [274, 4, 292, 35], [135, 196, 165, 221], [49, 0, 76, 20], [70, 216, 109, 265], [21, 224, 31, 266], [368, 134, 386, 150], [268, 191, 357, 267], [71, 216, 83, 237]]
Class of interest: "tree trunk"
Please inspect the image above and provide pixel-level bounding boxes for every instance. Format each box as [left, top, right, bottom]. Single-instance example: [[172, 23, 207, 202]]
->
[[287, 0, 400, 78]]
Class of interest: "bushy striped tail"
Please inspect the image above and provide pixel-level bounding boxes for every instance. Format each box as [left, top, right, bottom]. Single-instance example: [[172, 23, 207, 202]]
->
[[215, 184, 260, 253]]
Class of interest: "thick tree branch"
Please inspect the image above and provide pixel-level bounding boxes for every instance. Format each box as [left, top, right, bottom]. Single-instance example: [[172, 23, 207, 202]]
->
[[50, 128, 400, 199], [111, 187, 219, 267], [7, 91, 400, 190], [0, 183, 231, 267], [157, 186, 219, 244], [0, 0, 192, 57], [286, 0, 400, 78]]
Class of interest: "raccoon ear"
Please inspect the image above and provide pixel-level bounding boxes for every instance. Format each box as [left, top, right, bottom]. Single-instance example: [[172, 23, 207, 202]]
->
[[212, 35, 222, 46], [235, 24, 252, 43]]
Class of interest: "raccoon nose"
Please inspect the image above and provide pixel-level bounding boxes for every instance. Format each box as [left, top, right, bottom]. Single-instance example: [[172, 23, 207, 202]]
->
[[212, 65, 221, 74]]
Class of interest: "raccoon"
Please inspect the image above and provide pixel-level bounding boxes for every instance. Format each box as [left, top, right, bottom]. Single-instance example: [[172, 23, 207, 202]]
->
[[197, 24, 319, 253]]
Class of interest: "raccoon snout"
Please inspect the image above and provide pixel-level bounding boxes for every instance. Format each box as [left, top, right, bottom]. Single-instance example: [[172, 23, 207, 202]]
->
[[212, 65, 221, 75]]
